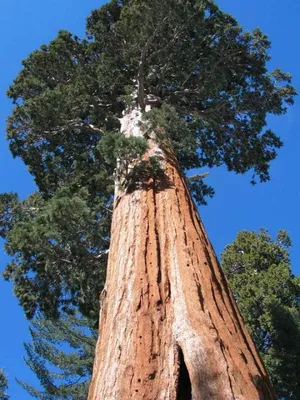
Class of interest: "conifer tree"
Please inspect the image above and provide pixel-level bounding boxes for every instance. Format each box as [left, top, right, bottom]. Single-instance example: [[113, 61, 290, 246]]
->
[[18, 313, 96, 400], [222, 229, 300, 399], [3, 0, 296, 398], [0, 369, 9, 400], [0, 190, 108, 320]]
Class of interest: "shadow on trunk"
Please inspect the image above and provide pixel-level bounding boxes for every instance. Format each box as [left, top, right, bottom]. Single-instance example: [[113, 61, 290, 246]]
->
[[126, 170, 174, 194]]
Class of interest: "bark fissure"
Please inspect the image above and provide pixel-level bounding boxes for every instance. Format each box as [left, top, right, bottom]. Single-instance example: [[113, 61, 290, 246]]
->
[[204, 248, 239, 334], [153, 182, 162, 289], [219, 339, 236, 398], [210, 284, 227, 325], [195, 280, 205, 313], [177, 347, 192, 400]]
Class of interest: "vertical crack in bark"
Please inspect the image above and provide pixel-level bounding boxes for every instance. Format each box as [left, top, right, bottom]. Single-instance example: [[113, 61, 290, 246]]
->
[[203, 246, 240, 333], [143, 205, 150, 278], [219, 339, 236, 398], [160, 189, 171, 305], [153, 181, 162, 288], [176, 347, 192, 400], [195, 279, 205, 312], [210, 284, 226, 324]]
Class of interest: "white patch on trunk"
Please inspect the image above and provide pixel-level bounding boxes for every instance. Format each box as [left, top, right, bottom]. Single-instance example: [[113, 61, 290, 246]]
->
[[120, 108, 144, 137], [115, 107, 165, 201]]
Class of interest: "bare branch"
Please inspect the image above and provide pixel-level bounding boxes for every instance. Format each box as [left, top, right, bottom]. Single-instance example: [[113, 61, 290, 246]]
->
[[187, 172, 210, 181], [43, 121, 104, 136]]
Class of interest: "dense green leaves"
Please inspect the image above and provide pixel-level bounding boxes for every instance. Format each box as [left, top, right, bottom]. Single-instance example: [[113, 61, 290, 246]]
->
[[2, 0, 296, 326], [98, 132, 149, 180], [222, 230, 300, 399], [87, 0, 296, 183], [1, 189, 108, 319], [0, 370, 9, 400], [7, 30, 116, 198], [18, 313, 96, 399], [7, 0, 296, 199]]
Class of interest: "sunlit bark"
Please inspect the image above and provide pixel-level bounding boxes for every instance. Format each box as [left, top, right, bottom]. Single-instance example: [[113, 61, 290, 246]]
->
[[88, 109, 276, 400]]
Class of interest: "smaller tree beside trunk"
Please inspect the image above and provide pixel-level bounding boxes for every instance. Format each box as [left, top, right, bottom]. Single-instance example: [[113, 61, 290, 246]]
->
[[222, 229, 300, 399], [18, 313, 96, 400]]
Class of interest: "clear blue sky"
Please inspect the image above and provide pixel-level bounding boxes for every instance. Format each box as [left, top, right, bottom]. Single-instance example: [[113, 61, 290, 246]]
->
[[0, 0, 299, 398]]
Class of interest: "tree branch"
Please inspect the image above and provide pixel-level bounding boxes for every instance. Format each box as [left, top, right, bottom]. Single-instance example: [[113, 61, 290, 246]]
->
[[43, 121, 104, 136]]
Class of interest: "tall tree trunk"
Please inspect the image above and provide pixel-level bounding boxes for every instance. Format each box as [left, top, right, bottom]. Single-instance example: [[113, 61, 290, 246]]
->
[[88, 109, 276, 400]]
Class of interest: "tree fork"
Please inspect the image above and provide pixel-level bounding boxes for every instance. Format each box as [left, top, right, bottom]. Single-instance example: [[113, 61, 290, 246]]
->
[[88, 109, 276, 400]]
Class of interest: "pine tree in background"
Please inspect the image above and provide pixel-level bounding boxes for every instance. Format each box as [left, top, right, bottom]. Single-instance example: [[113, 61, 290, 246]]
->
[[222, 229, 300, 400], [0, 191, 108, 320], [2, 0, 297, 398], [0, 369, 9, 400], [18, 313, 96, 400]]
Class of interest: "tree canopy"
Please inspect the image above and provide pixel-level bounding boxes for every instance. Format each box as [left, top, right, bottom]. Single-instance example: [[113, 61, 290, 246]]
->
[[2, 0, 296, 320], [222, 229, 300, 399]]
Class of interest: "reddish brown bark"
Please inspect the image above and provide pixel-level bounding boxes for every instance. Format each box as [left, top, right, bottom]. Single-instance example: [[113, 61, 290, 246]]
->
[[88, 112, 276, 400]]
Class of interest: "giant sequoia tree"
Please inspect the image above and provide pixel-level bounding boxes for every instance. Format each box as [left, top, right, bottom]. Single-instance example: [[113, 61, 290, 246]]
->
[[3, 0, 296, 398]]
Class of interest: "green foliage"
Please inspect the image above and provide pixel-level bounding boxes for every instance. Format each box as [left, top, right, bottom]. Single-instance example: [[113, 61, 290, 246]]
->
[[221, 229, 300, 399], [6, 30, 116, 199], [7, 0, 296, 199], [0, 193, 19, 237], [144, 104, 215, 203], [125, 156, 165, 191], [99, 133, 148, 166], [99, 132, 149, 181], [3, 0, 296, 321], [87, 0, 295, 183], [1, 189, 108, 320], [18, 313, 96, 399], [0, 369, 9, 400]]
